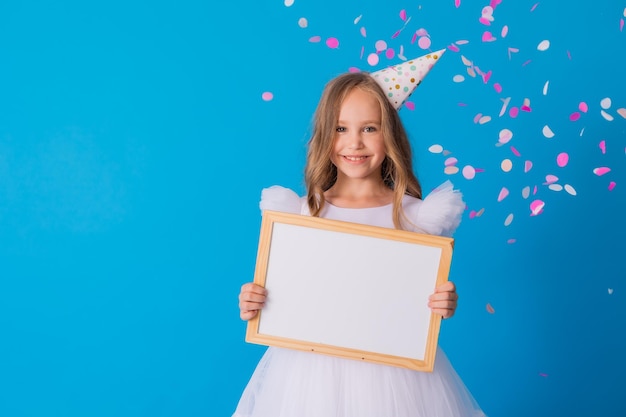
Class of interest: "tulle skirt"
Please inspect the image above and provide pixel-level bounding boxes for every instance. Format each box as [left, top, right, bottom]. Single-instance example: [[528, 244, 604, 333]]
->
[[233, 346, 486, 417]]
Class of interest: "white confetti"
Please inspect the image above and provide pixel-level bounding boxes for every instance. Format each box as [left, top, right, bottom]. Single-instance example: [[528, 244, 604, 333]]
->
[[537, 40, 550, 51]]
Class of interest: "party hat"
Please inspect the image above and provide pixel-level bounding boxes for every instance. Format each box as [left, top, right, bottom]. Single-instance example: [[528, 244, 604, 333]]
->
[[370, 49, 446, 110]]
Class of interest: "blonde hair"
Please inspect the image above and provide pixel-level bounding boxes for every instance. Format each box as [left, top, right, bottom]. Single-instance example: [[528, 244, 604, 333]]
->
[[304, 71, 422, 230]]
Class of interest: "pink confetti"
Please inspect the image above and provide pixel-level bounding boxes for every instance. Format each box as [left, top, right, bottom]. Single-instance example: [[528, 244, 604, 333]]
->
[[510, 146, 521, 157], [462, 165, 476, 180], [415, 28, 429, 37], [490, 0, 502, 8], [418, 36, 431, 49], [367, 53, 379, 66], [544, 174, 559, 184], [497, 187, 509, 202], [509, 107, 519, 118], [385, 48, 395, 59], [507, 239, 517, 244], [609, 181, 616, 191], [326, 38, 339, 49], [479, 17, 492, 26], [567, 50, 572, 60], [599, 140, 606, 154], [579, 102, 588, 112], [539, 373, 548, 378], [486, 303, 495, 314], [501, 25, 508, 38], [524, 161, 533, 173], [375, 40, 387, 51], [570, 112, 581, 121], [309, 36, 322, 43], [360, 27, 367, 37], [493, 83, 502, 93], [399, 9, 407, 21], [391, 30, 401, 39], [448, 44, 460, 52], [473, 113, 483, 123], [261, 92, 274, 101], [445, 157, 459, 166], [531, 3, 539, 12], [404, 101, 415, 111], [482, 31, 496, 42], [621, 18, 624, 32], [530, 200, 545, 216], [556, 152, 569, 167], [522, 59, 532, 66], [593, 167, 611, 176], [455, 0, 461, 8]]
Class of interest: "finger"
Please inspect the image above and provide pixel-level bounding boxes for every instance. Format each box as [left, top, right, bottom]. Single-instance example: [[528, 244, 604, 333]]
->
[[435, 281, 456, 293], [241, 283, 267, 296], [240, 309, 259, 321], [431, 307, 456, 319]]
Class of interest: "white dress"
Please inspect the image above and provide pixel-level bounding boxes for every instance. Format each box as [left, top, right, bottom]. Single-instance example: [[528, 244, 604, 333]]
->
[[233, 181, 486, 417]]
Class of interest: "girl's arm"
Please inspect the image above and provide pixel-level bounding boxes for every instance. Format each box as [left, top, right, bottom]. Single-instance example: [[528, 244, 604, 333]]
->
[[238, 282, 267, 321]]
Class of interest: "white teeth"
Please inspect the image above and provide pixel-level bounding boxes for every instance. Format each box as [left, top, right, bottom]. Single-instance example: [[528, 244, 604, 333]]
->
[[345, 156, 366, 161]]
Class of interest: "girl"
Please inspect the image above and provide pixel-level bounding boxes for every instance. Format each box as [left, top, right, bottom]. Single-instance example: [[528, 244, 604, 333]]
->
[[234, 68, 486, 416]]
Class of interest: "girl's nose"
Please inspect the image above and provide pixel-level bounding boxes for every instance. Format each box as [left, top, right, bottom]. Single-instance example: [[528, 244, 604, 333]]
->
[[346, 131, 364, 149]]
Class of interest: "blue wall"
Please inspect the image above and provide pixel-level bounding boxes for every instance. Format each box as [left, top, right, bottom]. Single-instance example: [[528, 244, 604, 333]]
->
[[1, 1, 624, 416]]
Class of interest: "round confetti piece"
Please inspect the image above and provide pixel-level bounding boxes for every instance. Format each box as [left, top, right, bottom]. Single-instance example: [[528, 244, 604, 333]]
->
[[418, 36, 431, 49], [462, 165, 476, 180], [493, 83, 502, 93], [298, 18, 308, 28], [404, 101, 415, 111], [428, 144, 444, 154], [326, 37, 339, 48], [385, 48, 395, 59], [367, 53, 379, 66], [548, 184, 563, 192], [444, 166, 460, 175], [600, 97, 611, 109], [445, 157, 458, 166], [284, 0, 294, 6], [499, 128, 513, 144], [579, 102, 588, 112], [530, 200, 545, 216], [617, 108, 626, 119], [507, 239, 516, 244], [261, 92, 274, 101], [501, 159, 513, 172], [482, 31, 496, 42], [569, 112, 581, 121], [556, 152, 569, 167], [564, 184, 577, 195], [537, 40, 550, 51], [453, 75, 465, 83], [509, 107, 519, 118], [309, 36, 322, 43], [375, 40, 387, 52], [545, 174, 558, 184]]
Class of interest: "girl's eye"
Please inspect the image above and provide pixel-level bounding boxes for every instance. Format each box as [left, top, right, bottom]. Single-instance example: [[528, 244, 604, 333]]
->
[[363, 126, 377, 133], [336, 126, 346, 133]]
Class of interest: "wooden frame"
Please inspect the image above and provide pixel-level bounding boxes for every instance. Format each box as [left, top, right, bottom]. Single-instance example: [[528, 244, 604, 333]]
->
[[245, 210, 454, 372]]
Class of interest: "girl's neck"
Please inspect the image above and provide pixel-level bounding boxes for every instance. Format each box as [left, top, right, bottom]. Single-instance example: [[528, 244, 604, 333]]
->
[[324, 179, 393, 209]]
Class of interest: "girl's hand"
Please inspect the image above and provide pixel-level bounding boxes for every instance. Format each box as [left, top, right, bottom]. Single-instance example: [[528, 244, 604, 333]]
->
[[239, 282, 267, 321], [428, 281, 458, 319]]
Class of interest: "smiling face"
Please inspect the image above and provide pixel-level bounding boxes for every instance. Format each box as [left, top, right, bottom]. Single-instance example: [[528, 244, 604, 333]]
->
[[330, 87, 387, 185]]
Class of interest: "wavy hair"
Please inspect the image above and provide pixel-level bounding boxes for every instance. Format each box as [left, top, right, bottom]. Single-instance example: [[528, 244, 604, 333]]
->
[[304, 71, 422, 230]]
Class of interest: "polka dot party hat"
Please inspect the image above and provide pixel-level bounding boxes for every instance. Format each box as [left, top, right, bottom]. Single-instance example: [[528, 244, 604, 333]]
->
[[370, 49, 446, 110]]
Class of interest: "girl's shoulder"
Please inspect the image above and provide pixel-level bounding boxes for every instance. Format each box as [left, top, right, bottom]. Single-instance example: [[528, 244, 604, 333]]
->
[[403, 180, 465, 237], [259, 185, 308, 215]]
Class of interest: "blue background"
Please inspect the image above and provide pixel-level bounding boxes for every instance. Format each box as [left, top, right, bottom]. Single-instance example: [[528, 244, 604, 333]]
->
[[1, 1, 624, 416]]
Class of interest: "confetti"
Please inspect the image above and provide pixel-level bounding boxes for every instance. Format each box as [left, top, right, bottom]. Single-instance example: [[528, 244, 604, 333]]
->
[[608, 182, 616, 191], [600, 97, 612, 109], [428, 144, 444, 153], [537, 40, 550, 51], [601, 110, 614, 121], [486, 303, 495, 314], [501, 159, 513, 172], [617, 108, 626, 119], [548, 183, 563, 191], [284, 0, 295, 6], [542, 125, 555, 138], [298, 18, 308, 28], [501, 25, 508, 38], [556, 152, 569, 167], [579, 102, 588, 112], [564, 184, 577, 195], [482, 31, 496, 42], [499, 128, 513, 144], [326, 37, 340, 48], [608, 288, 614, 295], [445, 157, 459, 166], [453, 75, 465, 82], [524, 161, 533, 173], [309, 36, 322, 43], [530, 200, 545, 216], [543, 81, 549, 95], [544, 174, 558, 184], [507, 238, 516, 244], [593, 167, 611, 176], [462, 165, 476, 179], [261, 92, 274, 101], [522, 186, 531, 199], [497, 187, 509, 202], [599, 140, 606, 154]]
